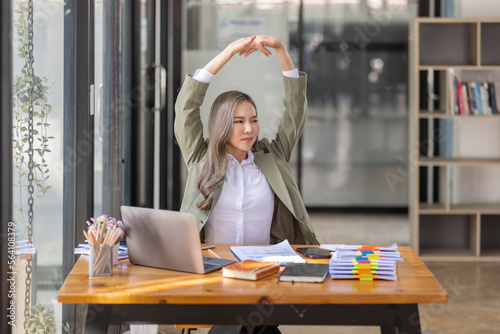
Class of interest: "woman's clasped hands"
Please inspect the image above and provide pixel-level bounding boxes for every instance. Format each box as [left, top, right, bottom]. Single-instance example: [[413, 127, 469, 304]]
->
[[228, 35, 286, 58]]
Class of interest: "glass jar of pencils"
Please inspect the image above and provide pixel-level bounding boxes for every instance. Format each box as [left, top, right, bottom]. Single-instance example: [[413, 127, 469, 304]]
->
[[89, 245, 113, 276]]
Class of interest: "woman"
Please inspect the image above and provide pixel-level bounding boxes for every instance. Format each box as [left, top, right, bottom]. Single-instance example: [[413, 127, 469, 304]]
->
[[175, 35, 318, 248], [174, 34, 318, 334]]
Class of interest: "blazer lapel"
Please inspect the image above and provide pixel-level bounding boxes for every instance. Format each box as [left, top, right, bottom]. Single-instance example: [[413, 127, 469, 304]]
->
[[253, 152, 295, 214]]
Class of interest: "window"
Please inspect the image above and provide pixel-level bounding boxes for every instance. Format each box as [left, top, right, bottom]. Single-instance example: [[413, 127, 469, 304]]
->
[[11, 1, 66, 331]]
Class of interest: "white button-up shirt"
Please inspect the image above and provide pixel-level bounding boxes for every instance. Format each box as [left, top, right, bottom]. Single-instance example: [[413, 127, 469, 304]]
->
[[204, 151, 275, 245]]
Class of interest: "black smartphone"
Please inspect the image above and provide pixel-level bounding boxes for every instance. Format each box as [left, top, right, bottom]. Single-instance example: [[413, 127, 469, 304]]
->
[[296, 247, 331, 259]]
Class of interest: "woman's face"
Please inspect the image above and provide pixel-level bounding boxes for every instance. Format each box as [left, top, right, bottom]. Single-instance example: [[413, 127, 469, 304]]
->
[[225, 101, 259, 162]]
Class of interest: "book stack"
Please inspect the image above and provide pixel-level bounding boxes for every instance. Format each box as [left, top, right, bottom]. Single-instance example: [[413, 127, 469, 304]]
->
[[451, 78, 499, 115], [327, 243, 402, 281]]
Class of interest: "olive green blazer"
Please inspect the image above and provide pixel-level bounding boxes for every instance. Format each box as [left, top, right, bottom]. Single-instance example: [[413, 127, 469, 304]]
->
[[174, 71, 319, 245]]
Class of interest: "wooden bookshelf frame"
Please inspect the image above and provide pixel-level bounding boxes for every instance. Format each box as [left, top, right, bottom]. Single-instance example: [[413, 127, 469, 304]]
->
[[411, 18, 500, 262]]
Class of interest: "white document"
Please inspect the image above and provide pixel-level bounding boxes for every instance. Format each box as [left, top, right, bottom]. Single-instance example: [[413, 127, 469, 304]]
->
[[15, 240, 36, 255], [230, 240, 306, 264], [320, 243, 398, 252]]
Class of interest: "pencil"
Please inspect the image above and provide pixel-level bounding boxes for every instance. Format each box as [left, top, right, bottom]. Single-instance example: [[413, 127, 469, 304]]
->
[[207, 249, 221, 259]]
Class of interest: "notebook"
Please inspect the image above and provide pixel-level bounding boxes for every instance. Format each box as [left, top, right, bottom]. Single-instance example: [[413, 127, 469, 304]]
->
[[278, 263, 329, 283], [120, 206, 236, 274]]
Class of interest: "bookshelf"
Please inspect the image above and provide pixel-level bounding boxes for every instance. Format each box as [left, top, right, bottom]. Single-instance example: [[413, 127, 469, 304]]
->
[[411, 18, 500, 262]]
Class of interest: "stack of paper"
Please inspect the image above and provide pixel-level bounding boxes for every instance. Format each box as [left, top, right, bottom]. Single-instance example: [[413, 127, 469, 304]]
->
[[15, 240, 36, 255], [74, 242, 129, 260], [230, 240, 306, 264], [324, 243, 402, 281]]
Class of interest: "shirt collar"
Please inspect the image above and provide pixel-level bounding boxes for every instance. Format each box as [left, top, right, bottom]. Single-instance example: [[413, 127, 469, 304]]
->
[[227, 150, 254, 165]]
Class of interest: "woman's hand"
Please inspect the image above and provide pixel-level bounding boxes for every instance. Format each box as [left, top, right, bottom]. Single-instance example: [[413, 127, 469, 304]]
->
[[202, 36, 257, 75], [226, 35, 257, 56], [202, 35, 294, 75], [239, 35, 285, 58]]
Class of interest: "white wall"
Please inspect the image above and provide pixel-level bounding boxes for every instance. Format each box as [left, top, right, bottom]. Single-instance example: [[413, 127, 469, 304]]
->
[[456, 0, 500, 18]]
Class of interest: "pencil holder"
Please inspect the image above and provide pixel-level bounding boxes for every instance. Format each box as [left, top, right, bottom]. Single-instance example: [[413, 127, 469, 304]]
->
[[89, 245, 113, 276], [112, 243, 119, 265]]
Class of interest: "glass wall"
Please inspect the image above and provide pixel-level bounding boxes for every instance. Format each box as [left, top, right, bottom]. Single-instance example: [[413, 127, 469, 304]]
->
[[183, 0, 416, 209], [301, 0, 416, 207], [11, 0, 66, 332]]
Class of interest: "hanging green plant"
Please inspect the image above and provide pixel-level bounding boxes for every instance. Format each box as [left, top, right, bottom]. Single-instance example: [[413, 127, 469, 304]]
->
[[12, 0, 54, 228]]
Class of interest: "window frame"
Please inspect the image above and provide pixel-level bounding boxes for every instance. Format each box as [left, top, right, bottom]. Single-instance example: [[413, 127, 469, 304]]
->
[[62, 0, 95, 329]]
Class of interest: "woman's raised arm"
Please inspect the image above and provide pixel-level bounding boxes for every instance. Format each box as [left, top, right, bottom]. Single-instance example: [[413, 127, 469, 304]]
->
[[202, 35, 256, 75]]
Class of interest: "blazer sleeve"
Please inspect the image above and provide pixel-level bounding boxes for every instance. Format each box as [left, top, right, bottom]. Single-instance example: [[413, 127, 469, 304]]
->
[[269, 71, 308, 162], [174, 74, 210, 166]]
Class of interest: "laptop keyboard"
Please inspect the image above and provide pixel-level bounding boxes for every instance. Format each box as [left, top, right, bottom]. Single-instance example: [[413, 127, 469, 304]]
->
[[203, 256, 222, 267]]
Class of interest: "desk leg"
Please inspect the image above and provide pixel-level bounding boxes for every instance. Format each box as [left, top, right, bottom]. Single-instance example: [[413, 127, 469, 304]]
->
[[380, 327, 396, 334], [380, 304, 421, 334], [84, 304, 120, 334]]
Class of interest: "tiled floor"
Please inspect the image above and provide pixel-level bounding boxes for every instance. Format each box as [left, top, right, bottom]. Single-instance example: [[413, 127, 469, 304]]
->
[[131, 214, 500, 334]]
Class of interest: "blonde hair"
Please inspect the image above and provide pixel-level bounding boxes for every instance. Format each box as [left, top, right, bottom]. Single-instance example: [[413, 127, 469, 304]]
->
[[197, 90, 257, 211]]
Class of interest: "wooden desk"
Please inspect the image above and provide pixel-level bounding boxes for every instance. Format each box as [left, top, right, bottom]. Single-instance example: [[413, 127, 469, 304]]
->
[[58, 246, 447, 333]]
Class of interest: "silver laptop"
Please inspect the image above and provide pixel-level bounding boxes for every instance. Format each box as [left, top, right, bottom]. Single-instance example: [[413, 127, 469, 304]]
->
[[120, 206, 236, 274]]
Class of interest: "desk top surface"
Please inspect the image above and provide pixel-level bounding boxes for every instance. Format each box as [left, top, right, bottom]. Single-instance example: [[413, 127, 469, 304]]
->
[[57, 245, 447, 305]]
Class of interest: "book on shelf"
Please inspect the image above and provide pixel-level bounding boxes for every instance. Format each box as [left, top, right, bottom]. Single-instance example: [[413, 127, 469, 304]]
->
[[457, 81, 464, 115], [450, 70, 459, 115], [278, 263, 329, 283], [462, 83, 470, 115], [468, 82, 478, 115], [488, 83, 499, 114], [470, 81, 487, 115], [452, 78, 499, 116], [480, 83, 492, 115], [222, 259, 280, 281], [323, 243, 402, 281]]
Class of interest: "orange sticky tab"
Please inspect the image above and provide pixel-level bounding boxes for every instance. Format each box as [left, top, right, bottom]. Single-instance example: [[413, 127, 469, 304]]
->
[[361, 245, 381, 250], [358, 268, 371, 275]]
